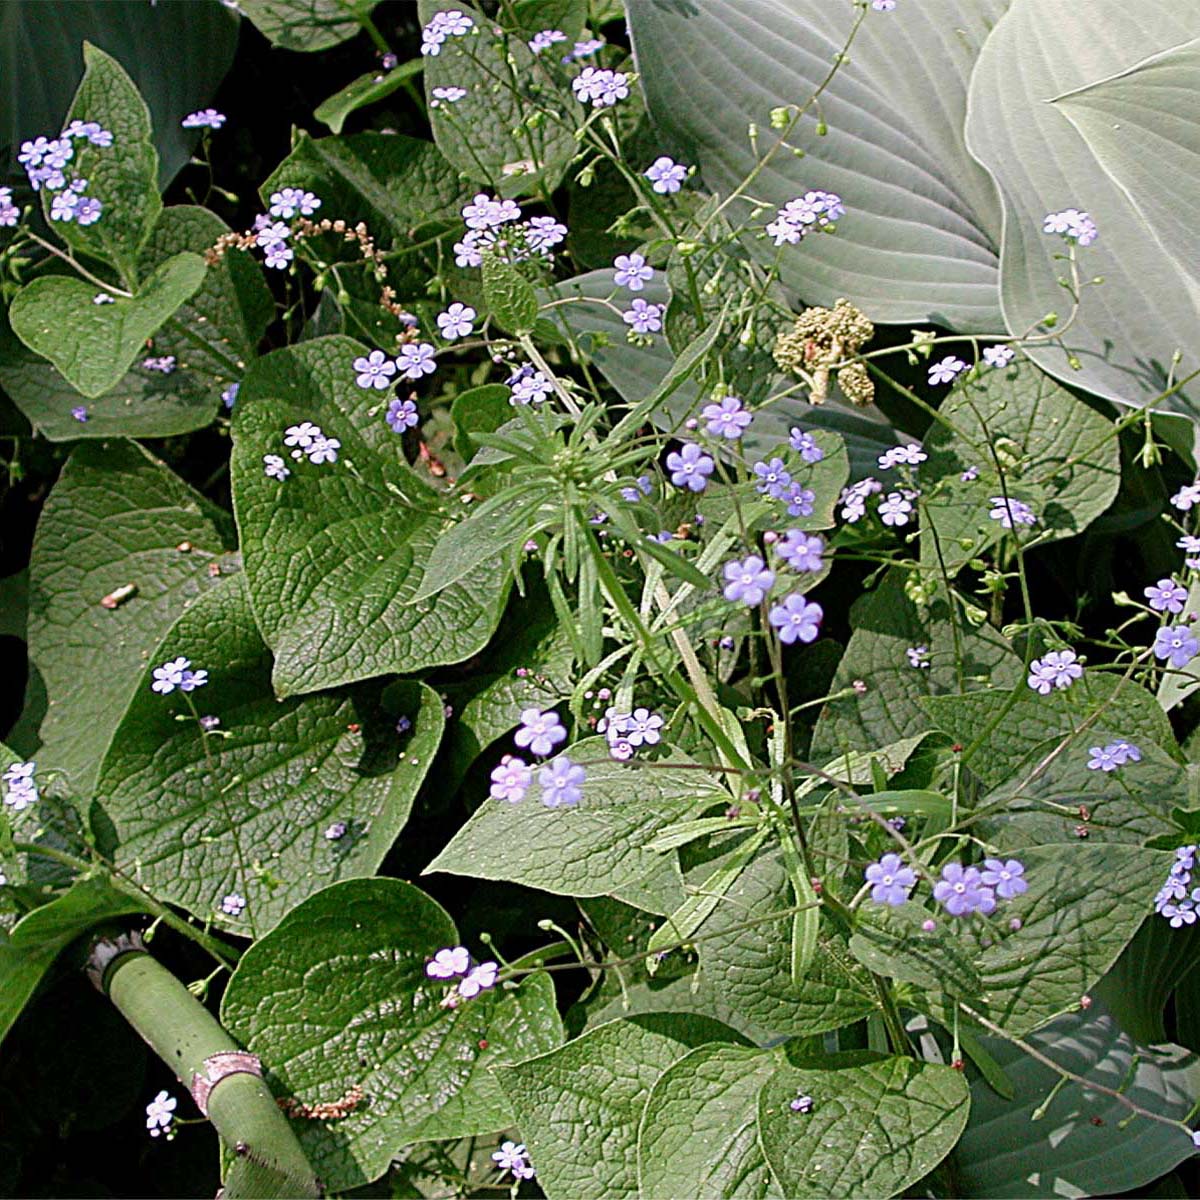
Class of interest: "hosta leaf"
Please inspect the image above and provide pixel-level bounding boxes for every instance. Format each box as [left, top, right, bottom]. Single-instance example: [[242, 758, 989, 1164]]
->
[[627, 0, 1007, 330], [811, 569, 1022, 762], [9, 253, 206, 399], [921, 363, 1121, 576], [238, 0, 376, 51], [54, 43, 163, 283], [507, 1015, 745, 1200], [0, 206, 272, 440], [757, 1052, 970, 1199], [231, 336, 511, 695], [964, 0, 1200, 415], [94, 574, 444, 935], [23, 440, 234, 794], [637, 1044, 784, 1200], [957, 1006, 1200, 1198], [221, 879, 562, 1192], [425, 739, 726, 913]]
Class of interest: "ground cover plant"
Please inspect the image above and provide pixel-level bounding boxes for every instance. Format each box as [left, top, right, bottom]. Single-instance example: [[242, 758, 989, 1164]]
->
[[2, 0, 1200, 1196]]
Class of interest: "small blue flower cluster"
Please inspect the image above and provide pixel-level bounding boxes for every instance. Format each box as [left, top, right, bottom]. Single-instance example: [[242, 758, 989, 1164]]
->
[[18, 122, 111, 224], [282, 422, 340, 466], [425, 943, 498, 1006], [3, 761, 38, 813], [865, 852, 1027, 918], [599, 706, 664, 761], [1086, 739, 1141, 772], [1154, 846, 1200, 927], [150, 656, 208, 695], [454, 193, 567, 268], [490, 709, 587, 808], [766, 191, 844, 246]]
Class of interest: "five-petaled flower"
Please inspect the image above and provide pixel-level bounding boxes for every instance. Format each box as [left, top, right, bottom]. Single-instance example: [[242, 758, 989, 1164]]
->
[[436, 302, 476, 340], [515, 708, 567, 757], [386, 398, 419, 433], [702, 395, 752, 439], [723, 555, 776, 606], [928, 356, 967, 385], [644, 156, 688, 194], [623, 299, 664, 334], [397, 343, 437, 380], [865, 853, 916, 906], [489, 755, 532, 803], [1027, 649, 1083, 694], [145, 1091, 177, 1138], [768, 593, 823, 644], [667, 443, 714, 492], [426, 945, 470, 978], [1146, 578, 1188, 614], [1154, 625, 1200, 670], [539, 756, 586, 807], [613, 252, 654, 291], [354, 349, 397, 390]]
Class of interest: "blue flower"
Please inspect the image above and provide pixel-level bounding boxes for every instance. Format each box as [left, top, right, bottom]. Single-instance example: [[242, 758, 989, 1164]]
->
[[1154, 626, 1199, 669], [981, 858, 1027, 900], [644, 156, 688, 194], [933, 862, 995, 916], [489, 756, 532, 803], [612, 252, 653, 291], [436, 302, 476, 340], [386, 398, 419, 433], [789, 428, 824, 462], [784, 483, 816, 518], [1145, 578, 1188, 614], [397, 342, 437, 380], [723, 555, 776, 606], [666, 443, 714, 492], [623, 299, 664, 334], [775, 531, 824, 573], [864, 853, 916, 906], [754, 458, 792, 499], [1026, 649, 1082, 694], [768, 593, 823, 644], [540, 757, 586, 807], [182, 109, 225, 130], [514, 708, 567, 757], [354, 349, 397, 390], [702, 395, 752, 440]]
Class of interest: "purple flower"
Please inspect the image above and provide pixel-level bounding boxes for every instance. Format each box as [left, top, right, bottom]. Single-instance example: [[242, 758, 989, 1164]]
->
[[1043, 208, 1098, 246], [624, 708, 664, 747], [784, 483, 816, 519], [539, 756, 586, 807], [933, 863, 995, 917], [489, 756, 532, 803], [526, 216, 568, 252], [878, 493, 914, 527], [701, 395, 751, 439], [354, 348, 397, 390], [528, 28, 566, 53], [421, 9, 474, 55], [493, 1140, 536, 1180], [572, 67, 629, 108], [510, 370, 553, 405], [306, 435, 340, 465], [865, 853, 916, 906], [928, 356, 967, 385], [426, 945, 470, 978], [71, 405, 88, 423], [613, 252, 653, 291], [754, 458, 792, 499], [620, 475, 653, 502], [961, 465, 980, 482], [430, 86, 467, 105], [1145, 578, 1188, 614], [983, 345, 1015, 368], [839, 477, 882, 523], [145, 1091, 177, 1139], [386, 398, 419, 433], [49, 191, 78, 222], [1026, 649, 1083, 694], [989, 496, 1037, 529], [263, 454, 290, 481], [1154, 625, 1199, 669], [878, 444, 927, 470], [437, 302, 476, 340], [221, 892, 246, 916], [0, 186, 18, 227], [623, 299, 664, 334], [1171, 483, 1200, 512], [152, 656, 192, 694], [462, 192, 520, 229], [766, 191, 843, 244], [776, 530, 824, 573], [872, 0, 896, 10], [268, 188, 320, 218], [324, 820, 346, 840], [263, 241, 293, 269], [906, 645, 930, 668], [981, 858, 1027, 900], [723, 555, 776, 606], [644, 156, 688, 194], [397, 343, 437, 380], [768, 593, 823, 644], [457, 960, 498, 998], [789, 429, 824, 462], [222, 382, 239, 409], [182, 109, 225, 129], [666, 443, 714, 492], [790, 1093, 815, 1113], [514, 708, 567, 757]]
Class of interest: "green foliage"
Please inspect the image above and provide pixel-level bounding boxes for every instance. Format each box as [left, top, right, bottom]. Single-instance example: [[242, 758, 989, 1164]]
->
[[482, 253, 539, 334], [238, 0, 377, 51], [314, 60, 425, 134]]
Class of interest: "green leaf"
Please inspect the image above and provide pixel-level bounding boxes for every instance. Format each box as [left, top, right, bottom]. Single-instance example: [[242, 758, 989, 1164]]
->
[[921, 363, 1121, 576], [9, 252, 206, 399], [507, 1015, 745, 1200], [482, 253, 539, 334], [426, 740, 726, 912], [94, 575, 445, 936], [637, 1043, 784, 1200], [238, 0, 377, 51], [0, 205, 270, 440], [231, 336, 511, 695], [419, 0, 577, 195], [757, 1052, 970, 1199], [965, 0, 1200, 415], [450, 382, 514, 463], [23, 440, 234, 794], [314, 59, 424, 134], [850, 903, 983, 999], [811, 569, 1022, 761], [627, 1, 1006, 330], [957, 1006, 1200, 1198], [262, 132, 470, 241], [54, 43, 163, 283], [221, 879, 562, 1192], [1, 875, 149, 1046]]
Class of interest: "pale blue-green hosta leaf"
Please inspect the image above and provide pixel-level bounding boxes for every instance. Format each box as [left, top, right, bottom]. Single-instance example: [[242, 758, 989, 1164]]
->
[[221, 879, 562, 1193], [22, 440, 234, 795], [0, 206, 272, 440], [426, 739, 728, 913], [627, 0, 1007, 331], [9, 252, 205, 399], [957, 1006, 1200, 1198], [965, 0, 1200, 415], [548, 271, 898, 480], [238, 0, 376, 51], [230, 336, 511, 695], [921, 362, 1120, 576], [53, 43, 163, 284], [419, 0, 578, 196], [756, 1052, 970, 1199], [637, 1044, 785, 1200], [507, 1015, 745, 1200], [810, 569, 1022, 762], [94, 575, 444, 937]]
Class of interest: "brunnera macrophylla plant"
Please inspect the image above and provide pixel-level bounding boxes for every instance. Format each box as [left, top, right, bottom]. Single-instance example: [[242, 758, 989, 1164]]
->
[[2, 1, 1200, 1196]]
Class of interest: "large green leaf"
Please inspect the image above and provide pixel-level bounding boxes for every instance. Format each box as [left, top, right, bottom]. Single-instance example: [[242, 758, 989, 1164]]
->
[[23, 440, 234, 794], [94, 575, 444, 936], [238, 0, 376, 51], [0, 876, 149, 1046], [0, 1, 237, 192], [637, 1044, 784, 1200], [507, 1015, 745, 1200], [425, 739, 727, 913], [756, 1053, 970, 1199], [0, 206, 271, 440], [9, 253, 206, 399], [957, 1006, 1200, 1197], [627, 0, 1007, 330], [231, 336, 511, 695], [921, 363, 1121, 576], [221, 879, 562, 1192], [965, 0, 1200, 415], [314, 60, 425, 135], [811, 570, 1022, 762]]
